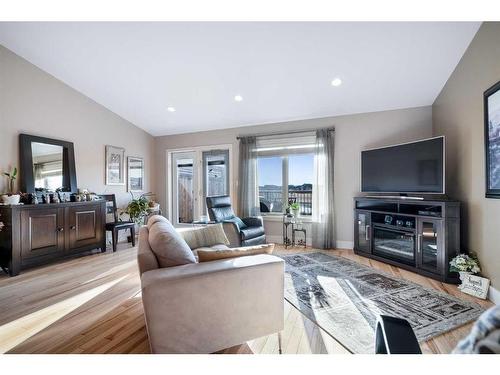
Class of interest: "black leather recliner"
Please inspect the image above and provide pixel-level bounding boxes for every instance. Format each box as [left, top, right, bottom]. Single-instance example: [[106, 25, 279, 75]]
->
[[206, 195, 266, 247]]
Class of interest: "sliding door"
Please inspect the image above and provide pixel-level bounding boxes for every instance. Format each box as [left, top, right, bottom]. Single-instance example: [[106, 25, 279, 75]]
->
[[170, 146, 231, 226], [202, 149, 230, 213], [172, 152, 197, 225]]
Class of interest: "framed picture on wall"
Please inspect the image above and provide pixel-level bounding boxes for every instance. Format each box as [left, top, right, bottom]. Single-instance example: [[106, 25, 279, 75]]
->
[[105, 145, 125, 185], [485, 80, 500, 198], [127, 156, 144, 192]]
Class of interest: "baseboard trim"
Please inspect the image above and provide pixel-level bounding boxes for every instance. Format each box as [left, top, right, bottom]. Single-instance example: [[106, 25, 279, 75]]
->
[[488, 285, 500, 305], [336, 240, 354, 250]]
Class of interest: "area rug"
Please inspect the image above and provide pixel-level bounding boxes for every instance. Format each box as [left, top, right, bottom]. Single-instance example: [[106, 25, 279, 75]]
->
[[279, 252, 484, 353]]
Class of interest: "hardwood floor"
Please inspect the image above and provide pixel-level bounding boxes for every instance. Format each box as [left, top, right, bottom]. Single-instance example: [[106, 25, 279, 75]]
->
[[0, 244, 492, 354]]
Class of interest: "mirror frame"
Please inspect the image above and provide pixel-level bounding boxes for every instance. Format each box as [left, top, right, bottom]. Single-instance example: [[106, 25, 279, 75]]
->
[[19, 134, 77, 193]]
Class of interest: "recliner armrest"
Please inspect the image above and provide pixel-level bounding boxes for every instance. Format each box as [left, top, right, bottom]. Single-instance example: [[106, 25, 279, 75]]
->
[[375, 315, 422, 354], [242, 216, 264, 227]]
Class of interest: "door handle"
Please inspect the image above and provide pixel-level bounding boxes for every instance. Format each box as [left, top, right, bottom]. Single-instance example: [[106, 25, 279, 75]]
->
[[70, 225, 76, 230], [57, 227, 64, 232], [417, 234, 422, 253], [365, 225, 370, 241]]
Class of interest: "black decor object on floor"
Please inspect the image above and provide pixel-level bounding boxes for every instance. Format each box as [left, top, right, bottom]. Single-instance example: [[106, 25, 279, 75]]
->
[[353, 197, 460, 283], [279, 252, 484, 354]]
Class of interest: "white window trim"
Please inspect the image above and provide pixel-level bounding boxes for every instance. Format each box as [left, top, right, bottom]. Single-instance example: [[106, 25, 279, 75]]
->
[[262, 215, 312, 223]]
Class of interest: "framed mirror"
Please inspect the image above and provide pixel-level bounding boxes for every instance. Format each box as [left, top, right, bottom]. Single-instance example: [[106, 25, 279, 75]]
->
[[19, 134, 77, 193]]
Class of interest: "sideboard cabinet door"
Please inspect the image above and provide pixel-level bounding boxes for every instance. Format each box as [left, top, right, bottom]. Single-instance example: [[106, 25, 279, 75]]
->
[[20, 208, 65, 261], [68, 204, 103, 250]]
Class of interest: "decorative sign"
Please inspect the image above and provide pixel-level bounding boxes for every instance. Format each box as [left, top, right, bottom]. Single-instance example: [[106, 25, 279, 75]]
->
[[459, 274, 490, 300]]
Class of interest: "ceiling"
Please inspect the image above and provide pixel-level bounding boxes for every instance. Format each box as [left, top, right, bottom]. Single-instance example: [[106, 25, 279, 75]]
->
[[0, 22, 480, 136]]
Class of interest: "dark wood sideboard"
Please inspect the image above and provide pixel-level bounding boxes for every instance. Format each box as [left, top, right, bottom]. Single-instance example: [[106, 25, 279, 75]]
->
[[353, 197, 461, 283], [0, 200, 106, 276]]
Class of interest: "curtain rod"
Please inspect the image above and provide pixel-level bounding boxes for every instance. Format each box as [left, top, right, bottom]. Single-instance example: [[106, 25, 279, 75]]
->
[[236, 127, 335, 140]]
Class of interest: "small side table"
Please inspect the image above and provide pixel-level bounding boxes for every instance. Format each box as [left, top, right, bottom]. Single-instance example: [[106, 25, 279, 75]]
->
[[292, 228, 307, 248], [282, 215, 295, 248]]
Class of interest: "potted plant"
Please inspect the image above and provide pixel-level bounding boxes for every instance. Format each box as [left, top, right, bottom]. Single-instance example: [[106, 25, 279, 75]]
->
[[2, 167, 20, 205], [449, 253, 481, 282], [289, 202, 300, 217], [123, 193, 150, 224], [121, 192, 154, 242]]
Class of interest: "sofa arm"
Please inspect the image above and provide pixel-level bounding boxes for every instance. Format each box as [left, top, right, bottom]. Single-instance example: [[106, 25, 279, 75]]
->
[[141, 254, 284, 353], [242, 216, 264, 227], [222, 221, 241, 247], [375, 315, 422, 354]]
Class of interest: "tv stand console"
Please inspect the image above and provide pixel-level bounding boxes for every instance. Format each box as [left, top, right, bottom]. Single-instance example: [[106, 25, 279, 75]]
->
[[353, 197, 460, 283]]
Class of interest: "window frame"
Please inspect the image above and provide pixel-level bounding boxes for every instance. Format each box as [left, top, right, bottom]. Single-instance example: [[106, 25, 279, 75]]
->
[[257, 152, 313, 220]]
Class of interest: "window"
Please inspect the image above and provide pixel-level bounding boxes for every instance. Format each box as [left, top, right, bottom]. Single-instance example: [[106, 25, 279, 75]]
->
[[257, 156, 283, 213], [256, 134, 315, 216], [288, 154, 313, 215]]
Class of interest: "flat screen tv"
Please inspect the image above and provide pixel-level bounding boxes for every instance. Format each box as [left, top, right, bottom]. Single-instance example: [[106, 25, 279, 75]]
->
[[361, 136, 445, 194]]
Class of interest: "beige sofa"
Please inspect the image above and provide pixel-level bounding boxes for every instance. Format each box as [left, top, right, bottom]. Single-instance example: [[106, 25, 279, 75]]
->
[[137, 221, 285, 354]]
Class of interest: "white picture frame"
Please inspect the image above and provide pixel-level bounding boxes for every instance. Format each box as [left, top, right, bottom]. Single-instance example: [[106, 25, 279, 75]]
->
[[105, 145, 125, 185], [127, 156, 144, 192]]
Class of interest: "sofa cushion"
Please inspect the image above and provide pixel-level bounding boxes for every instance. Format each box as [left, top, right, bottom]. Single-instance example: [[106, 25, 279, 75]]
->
[[179, 223, 230, 250], [148, 219, 197, 268], [197, 243, 275, 262], [240, 226, 265, 240]]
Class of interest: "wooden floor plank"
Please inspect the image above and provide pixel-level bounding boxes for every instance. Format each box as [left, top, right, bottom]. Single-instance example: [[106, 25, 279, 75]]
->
[[0, 243, 492, 354]]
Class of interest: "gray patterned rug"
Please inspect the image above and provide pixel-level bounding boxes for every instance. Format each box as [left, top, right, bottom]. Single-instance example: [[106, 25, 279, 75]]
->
[[279, 252, 484, 353]]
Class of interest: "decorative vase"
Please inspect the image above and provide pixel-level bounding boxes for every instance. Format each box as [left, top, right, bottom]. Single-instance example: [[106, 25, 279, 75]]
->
[[458, 271, 472, 290], [292, 208, 300, 217], [459, 271, 472, 282], [1, 194, 20, 205]]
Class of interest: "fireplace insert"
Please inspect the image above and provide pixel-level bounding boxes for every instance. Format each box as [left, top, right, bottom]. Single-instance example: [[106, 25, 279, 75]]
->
[[372, 225, 416, 266]]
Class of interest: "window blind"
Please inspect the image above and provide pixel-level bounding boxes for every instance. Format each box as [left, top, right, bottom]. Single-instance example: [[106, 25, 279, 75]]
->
[[255, 132, 316, 156]]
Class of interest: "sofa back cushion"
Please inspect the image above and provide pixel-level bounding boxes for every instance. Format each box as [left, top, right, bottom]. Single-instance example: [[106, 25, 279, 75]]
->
[[179, 223, 230, 250], [197, 243, 275, 262], [147, 216, 197, 268]]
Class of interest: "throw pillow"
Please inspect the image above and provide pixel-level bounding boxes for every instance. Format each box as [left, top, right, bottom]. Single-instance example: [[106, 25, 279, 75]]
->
[[148, 219, 197, 267], [197, 243, 275, 262], [180, 223, 230, 250]]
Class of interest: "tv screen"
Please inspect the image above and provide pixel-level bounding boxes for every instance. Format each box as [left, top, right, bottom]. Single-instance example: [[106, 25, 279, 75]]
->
[[361, 136, 444, 194]]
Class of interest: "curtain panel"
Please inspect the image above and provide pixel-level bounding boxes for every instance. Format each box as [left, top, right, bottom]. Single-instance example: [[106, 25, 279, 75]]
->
[[312, 128, 335, 249], [238, 136, 260, 217]]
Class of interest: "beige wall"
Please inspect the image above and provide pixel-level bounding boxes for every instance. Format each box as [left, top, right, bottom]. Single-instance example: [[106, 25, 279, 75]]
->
[[0, 45, 155, 209], [155, 106, 432, 246], [433, 22, 500, 290]]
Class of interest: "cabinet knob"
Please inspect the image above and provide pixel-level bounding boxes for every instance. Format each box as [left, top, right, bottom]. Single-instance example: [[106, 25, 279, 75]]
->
[[57, 227, 64, 232], [70, 225, 76, 230]]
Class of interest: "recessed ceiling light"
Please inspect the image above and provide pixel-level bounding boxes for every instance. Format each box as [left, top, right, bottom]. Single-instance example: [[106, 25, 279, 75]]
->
[[167, 106, 176, 112], [331, 78, 342, 87], [234, 95, 243, 102]]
